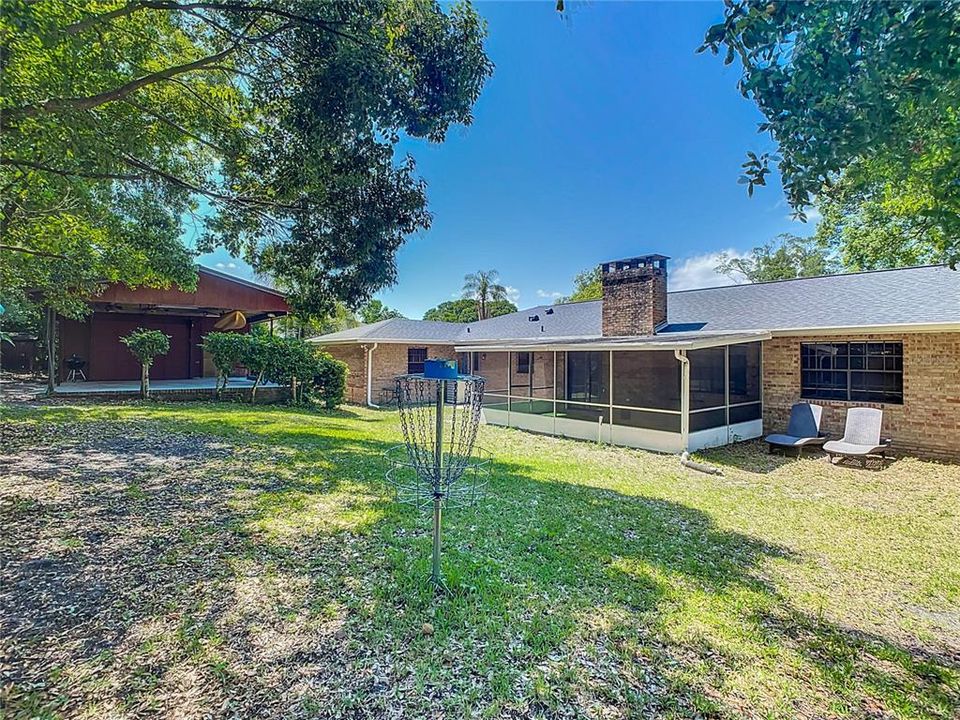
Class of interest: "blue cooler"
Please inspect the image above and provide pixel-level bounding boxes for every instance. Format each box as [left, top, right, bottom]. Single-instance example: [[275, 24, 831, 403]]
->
[[423, 358, 458, 379]]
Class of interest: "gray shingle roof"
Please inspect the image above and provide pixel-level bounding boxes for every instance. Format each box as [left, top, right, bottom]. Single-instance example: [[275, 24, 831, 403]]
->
[[666, 264, 959, 332], [310, 265, 960, 346], [307, 318, 463, 343]]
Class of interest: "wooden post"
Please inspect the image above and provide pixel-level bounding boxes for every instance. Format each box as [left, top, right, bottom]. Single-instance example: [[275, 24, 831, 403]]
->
[[45, 307, 56, 394]]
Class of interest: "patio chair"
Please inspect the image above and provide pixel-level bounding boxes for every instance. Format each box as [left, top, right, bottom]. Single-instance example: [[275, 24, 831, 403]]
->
[[765, 403, 827, 456], [823, 407, 892, 467]]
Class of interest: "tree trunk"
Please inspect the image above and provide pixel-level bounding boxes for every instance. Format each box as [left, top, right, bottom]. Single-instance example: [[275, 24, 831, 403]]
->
[[141, 363, 149, 399], [45, 307, 56, 394], [251, 370, 263, 404], [291, 375, 298, 404]]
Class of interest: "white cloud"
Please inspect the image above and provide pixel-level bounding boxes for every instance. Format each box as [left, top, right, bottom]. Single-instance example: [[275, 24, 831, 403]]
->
[[669, 250, 745, 291], [536, 289, 563, 299], [790, 207, 822, 224], [504, 285, 521, 304]]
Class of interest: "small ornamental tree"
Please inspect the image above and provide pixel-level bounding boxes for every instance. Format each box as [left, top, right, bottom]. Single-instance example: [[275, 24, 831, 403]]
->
[[202, 332, 250, 397], [120, 328, 171, 398]]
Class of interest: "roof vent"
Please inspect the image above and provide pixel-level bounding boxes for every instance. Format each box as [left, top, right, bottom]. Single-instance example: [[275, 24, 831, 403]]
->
[[528, 314, 540, 321], [545, 308, 554, 315]]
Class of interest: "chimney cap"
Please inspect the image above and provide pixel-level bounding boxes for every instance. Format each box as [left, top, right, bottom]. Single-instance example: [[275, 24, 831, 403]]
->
[[602, 254, 669, 273]]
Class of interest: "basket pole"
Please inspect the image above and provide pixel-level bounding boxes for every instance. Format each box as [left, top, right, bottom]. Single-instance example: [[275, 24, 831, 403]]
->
[[431, 379, 445, 587]]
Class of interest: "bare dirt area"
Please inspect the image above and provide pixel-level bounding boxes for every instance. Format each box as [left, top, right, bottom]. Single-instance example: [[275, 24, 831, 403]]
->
[[0, 420, 377, 719]]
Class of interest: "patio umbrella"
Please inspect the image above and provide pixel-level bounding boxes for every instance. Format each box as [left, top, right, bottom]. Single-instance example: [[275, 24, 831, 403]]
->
[[213, 310, 247, 331]]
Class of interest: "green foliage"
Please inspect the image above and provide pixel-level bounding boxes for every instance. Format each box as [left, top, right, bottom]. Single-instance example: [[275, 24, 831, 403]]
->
[[260, 337, 345, 407], [206, 331, 346, 406], [815, 164, 950, 270], [461, 270, 510, 320], [701, 1, 960, 265], [559, 267, 602, 303], [311, 352, 348, 410], [423, 298, 517, 322], [119, 328, 171, 367], [271, 305, 360, 339], [2, 0, 493, 318], [359, 300, 404, 324], [201, 332, 249, 393], [716, 234, 835, 283]]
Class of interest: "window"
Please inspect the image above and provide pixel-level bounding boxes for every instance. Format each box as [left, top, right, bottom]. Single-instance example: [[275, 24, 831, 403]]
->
[[516, 352, 530, 374], [800, 342, 903, 404], [407, 347, 427, 375]]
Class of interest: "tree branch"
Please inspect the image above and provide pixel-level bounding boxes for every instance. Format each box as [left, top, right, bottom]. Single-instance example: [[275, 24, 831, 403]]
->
[[64, 1, 359, 42], [0, 157, 146, 181], [121, 99, 231, 154], [9, 17, 266, 121], [119, 153, 303, 211], [63, 1, 147, 35], [0, 244, 71, 260]]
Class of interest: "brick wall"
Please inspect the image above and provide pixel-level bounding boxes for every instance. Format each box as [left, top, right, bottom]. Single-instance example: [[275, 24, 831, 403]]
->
[[321, 344, 367, 404], [601, 266, 667, 336], [762, 333, 960, 460], [321, 343, 458, 405]]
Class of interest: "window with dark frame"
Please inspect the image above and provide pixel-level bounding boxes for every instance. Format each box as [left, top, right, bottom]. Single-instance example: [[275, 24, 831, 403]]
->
[[407, 347, 427, 375], [800, 342, 903, 404], [516, 352, 530, 374]]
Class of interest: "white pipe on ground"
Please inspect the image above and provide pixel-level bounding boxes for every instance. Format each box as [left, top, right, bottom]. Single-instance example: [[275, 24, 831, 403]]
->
[[364, 343, 381, 408], [680, 451, 723, 476]]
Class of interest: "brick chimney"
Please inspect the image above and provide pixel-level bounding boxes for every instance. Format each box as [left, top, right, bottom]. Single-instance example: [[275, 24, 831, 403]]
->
[[601, 254, 669, 336]]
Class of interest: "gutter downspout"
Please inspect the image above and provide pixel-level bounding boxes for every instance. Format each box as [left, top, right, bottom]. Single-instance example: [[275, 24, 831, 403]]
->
[[364, 343, 381, 408], [674, 349, 690, 452]]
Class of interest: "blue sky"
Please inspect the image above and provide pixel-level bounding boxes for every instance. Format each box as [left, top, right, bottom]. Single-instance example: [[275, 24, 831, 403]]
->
[[199, 1, 814, 318]]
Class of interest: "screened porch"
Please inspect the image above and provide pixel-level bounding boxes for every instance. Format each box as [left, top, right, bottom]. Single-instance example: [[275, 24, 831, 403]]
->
[[456, 339, 763, 453]]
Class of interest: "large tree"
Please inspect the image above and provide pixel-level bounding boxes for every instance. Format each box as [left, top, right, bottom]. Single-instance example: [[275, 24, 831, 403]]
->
[[358, 299, 403, 324], [1, 0, 493, 318], [700, 1, 960, 267], [423, 298, 516, 322], [461, 269, 509, 320], [559, 266, 601, 303], [716, 234, 836, 283]]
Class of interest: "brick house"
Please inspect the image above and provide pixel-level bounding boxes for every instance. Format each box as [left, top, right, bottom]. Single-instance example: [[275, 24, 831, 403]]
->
[[312, 257, 960, 460]]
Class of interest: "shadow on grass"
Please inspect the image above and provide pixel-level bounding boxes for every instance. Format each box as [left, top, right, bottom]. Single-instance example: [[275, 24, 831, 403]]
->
[[0, 404, 956, 718]]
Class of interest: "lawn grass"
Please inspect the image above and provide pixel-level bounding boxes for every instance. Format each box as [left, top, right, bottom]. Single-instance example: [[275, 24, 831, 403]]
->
[[1, 401, 958, 719]]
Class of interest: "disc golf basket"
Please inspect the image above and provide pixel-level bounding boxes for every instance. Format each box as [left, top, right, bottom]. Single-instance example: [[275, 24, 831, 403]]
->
[[385, 359, 490, 590]]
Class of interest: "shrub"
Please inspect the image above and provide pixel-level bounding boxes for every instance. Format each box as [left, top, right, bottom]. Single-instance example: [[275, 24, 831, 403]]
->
[[312, 352, 348, 409], [245, 333, 286, 403], [120, 328, 171, 398], [201, 332, 249, 396], [199, 331, 347, 408]]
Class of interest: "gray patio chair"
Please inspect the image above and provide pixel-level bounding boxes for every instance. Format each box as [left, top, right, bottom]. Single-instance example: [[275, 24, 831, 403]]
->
[[823, 407, 892, 467], [765, 403, 827, 456]]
